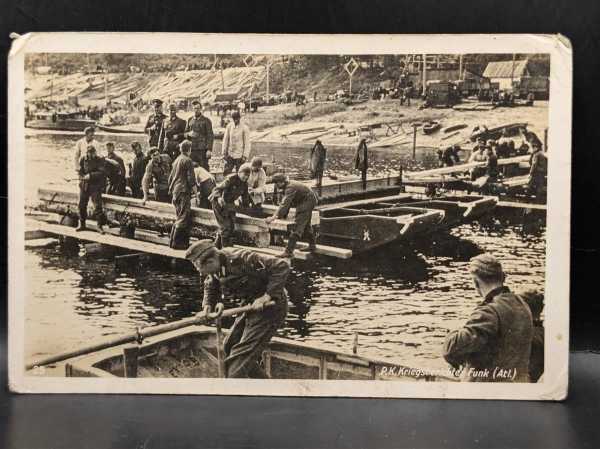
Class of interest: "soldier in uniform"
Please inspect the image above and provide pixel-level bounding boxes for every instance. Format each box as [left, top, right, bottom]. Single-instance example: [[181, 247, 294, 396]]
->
[[128, 141, 147, 198], [208, 164, 252, 248], [443, 253, 534, 382], [167, 140, 197, 249], [194, 164, 217, 210], [104, 142, 126, 196], [184, 100, 214, 170], [76, 145, 107, 233], [185, 239, 291, 378], [144, 99, 167, 150], [528, 143, 547, 200], [142, 147, 172, 204], [265, 173, 318, 258], [162, 103, 186, 161]]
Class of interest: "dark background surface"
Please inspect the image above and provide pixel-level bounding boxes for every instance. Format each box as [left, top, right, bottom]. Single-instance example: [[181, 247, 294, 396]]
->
[[1, 1, 599, 448]]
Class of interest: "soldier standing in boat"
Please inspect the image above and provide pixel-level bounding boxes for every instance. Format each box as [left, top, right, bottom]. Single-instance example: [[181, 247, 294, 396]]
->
[[104, 142, 126, 196], [209, 164, 252, 248], [265, 173, 318, 258], [128, 141, 147, 198], [185, 239, 290, 378], [222, 110, 251, 175], [162, 103, 186, 161], [76, 145, 107, 233], [142, 147, 172, 204], [443, 253, 533, 382], [73, 126, 99, 172], [185, 100, 214, 171], [167, 140, 197, 249], [144, 99, 167, 150]]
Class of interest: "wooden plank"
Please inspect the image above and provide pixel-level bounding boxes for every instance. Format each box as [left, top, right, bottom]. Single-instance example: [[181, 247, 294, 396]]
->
[[25, 229, 52, 241], [497, 201, 546, 210], [403, 155, 530, 179]]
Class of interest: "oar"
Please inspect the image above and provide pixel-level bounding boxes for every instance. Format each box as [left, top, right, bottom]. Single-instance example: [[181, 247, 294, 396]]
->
[[26, 301, 275, 371]]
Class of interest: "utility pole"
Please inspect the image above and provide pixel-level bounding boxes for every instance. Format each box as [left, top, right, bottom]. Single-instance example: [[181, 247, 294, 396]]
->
[[422, 54, 427, 96], [510, 53, 516, 90], [412, 123, 419, 159], [104, 68, 109, 107], [459, 54, 463, 81], [220, 62, 225, 91]]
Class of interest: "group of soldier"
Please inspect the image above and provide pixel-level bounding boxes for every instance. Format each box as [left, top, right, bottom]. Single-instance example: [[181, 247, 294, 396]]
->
[[72, 100, 543, 381]]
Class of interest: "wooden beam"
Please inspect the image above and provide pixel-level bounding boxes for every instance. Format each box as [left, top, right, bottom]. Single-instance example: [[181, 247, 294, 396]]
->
[[403, 155, 530, 179]]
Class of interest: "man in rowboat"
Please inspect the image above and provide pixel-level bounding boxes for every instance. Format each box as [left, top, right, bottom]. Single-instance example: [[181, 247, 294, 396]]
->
[[265, 173, 318, 258], [443, 253, 533, 382], [185, 239, 290, 378]]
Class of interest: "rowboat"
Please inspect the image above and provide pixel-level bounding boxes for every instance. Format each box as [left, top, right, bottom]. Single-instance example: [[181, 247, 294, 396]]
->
[[422, 121, 441, 135], [469, 122, 528, 142], [315, 193, 497, 254], [95, 123, 145, 134], [63, 324, 452, 381], [26, 111, 95, 132]]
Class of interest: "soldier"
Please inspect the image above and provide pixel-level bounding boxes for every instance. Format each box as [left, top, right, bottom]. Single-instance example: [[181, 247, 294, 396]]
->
[[185, 239, 290, 378], [438, 144, 461, 167], [73, 126, 98, 172], [247, 158, 267, 210], [443, 253, 534, 382], [104, 142, 126, 196], [265, 173, 318, 258], [144, 99, 167, 150], [162, 103, 186, 161], [528, 143, 547, 200], [167, 140, 197, 249], [222, 110, 251, 175], [184, 100, 214, 170], [76, 145, 107, 233], [194, 164, 217, 210], [309, 140, 327, 191], [208, 164, 252, 248], [142, 147, 172, 204], [128, 141, 147, 198]]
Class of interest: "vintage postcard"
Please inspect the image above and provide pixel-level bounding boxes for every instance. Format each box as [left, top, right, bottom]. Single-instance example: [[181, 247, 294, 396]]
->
[[8, 33, 571, 399]]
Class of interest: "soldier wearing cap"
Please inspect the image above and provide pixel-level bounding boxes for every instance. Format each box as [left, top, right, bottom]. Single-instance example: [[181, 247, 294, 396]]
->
[[144, 99, 167, 149], [185, 100, 214, 171], [167, 140, 197, 249], [185, 239, 290, 378], [74, 126, 98, 172], [528, 142, 547, 200], [142, 147, 172, 204], [222, 110, 251, 175], [162, 103, 187, 161], [265, 173, 318, 258], [76, 145, 107, 233], [208, 164, 252, 248], [104, 142, 127, 196], [443, 253, 534, 382], [128, 141, 147, 198], [193, 163, 217, 209]]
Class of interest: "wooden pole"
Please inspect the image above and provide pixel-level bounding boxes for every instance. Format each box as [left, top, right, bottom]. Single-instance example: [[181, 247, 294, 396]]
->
[[544, 128, 548, 152], [123, 345, 140, 378], [459, 55, 463, 81], [215, 317, 226, 378], [422, 54, 427, 96], [26, 302, 275, 370], [412, 125, 418, 159]]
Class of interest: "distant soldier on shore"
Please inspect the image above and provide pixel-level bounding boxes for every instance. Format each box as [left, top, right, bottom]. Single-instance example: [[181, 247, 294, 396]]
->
[[185, 239, 291, 378], [168, 140, 197, 249], [76, 145, 107, 233], [266, 173, 318, 258], [128, 142, 147, 198], [443, 253, 534, 382], [74, 126, 98, 172], [162, 103, 186, 161], [185, 100, 214, 170], [144, 99, 167, 150], [142, 147, 172, 204]]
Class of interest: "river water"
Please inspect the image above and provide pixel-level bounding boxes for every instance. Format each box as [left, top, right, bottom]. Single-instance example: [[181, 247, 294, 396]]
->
[[24, 130, 546, 372]]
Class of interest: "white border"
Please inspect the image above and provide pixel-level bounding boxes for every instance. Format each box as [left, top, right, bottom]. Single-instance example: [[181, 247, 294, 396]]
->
[[8, 33, 572, 399]]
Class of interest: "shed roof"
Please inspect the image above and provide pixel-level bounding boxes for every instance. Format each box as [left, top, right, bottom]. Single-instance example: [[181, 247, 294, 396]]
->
[[483, 60, 529, 79]]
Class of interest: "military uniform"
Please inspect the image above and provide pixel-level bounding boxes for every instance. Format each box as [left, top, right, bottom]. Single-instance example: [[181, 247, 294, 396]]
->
[[78, 154, 107, 226], [185, 114, 214, 170], [443, 286, 533, 382], [211, 174, 251, 247], [528, 150, 547, 199], [144, 111, 167, 149], [105, 153, 126, 195], [275, 180, 318, 245], [163, 115, 187, 161], [129, 153, 148, 198], [142, 154, 172, 202], [167, 153, 196, 249], [202, 248, 290, 378]]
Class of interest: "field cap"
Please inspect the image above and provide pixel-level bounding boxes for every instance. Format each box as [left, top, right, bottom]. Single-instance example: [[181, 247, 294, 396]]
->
[[271, 173, 288, 184], [152, 99, 163, 106], [185, 239, 215, 261], [469, 253, 503, 279]]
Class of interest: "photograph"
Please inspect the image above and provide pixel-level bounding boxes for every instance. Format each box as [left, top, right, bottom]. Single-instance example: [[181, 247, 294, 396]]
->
[[8, 33, 571, 399]]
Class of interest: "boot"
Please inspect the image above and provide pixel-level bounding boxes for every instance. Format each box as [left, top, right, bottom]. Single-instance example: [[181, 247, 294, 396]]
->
[[214, 233, 223, 249], [75, 220, 86, 232], [278, 236, 297, 258], [98, 225, 105, 235], [298, 233, 317, 253]]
